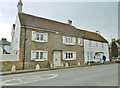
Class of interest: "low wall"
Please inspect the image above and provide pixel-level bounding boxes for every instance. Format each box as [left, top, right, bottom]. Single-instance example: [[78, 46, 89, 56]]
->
[[0, 54, 19, 62], [0, 54, 20, 71]]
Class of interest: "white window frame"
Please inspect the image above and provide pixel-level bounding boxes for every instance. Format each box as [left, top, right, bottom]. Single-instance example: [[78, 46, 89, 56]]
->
[[78, 38, 83, 46], [89, 40, 92, 47], [96, 42, 98, 47], [102, 43, 104, 48], [32, 31, 48, 42], [31, 50, 48, 61], [63, 36, 76, 45], [63, 51, 76, 60], [86, 51, 94, 61]]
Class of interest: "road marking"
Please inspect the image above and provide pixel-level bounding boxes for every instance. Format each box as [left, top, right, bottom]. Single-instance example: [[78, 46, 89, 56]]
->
[[1, 74, 58, 86]]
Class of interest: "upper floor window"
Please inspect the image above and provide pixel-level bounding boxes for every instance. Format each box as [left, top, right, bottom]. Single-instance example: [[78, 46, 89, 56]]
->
[[89, 40, 92, 47], [102, 43, 104, 48], [63, 51, 76, 60], [31, 50, 48, 61], [78, 38, 83, 46], [63, 36, 76, 45], [96, 42, 98, 47], [32, 31, 48, 42]]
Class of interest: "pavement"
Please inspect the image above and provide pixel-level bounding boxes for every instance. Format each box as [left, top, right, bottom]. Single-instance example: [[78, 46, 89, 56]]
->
[[0, 62, 115, 75], [0, 63, 119, 86]]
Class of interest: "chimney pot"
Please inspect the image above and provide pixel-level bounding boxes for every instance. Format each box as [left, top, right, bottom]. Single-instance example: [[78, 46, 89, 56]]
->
[[68, 19, 72, 25], [2, 38, 7, 41]]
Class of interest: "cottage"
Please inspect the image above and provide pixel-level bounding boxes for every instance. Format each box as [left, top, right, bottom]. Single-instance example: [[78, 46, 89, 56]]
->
[[11, 0, 85, 70], [77, 30, 109, 63]]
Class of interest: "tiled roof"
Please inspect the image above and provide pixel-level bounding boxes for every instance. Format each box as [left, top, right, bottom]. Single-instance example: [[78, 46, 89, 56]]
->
[[18, 13, 83, 37], [77, 29, 108, 43], [18, 13, 108, 43]]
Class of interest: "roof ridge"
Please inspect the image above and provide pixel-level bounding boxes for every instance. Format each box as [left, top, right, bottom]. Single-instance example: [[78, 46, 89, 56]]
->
[[19, 12, 71, 26], [77, 28, 98, 34]]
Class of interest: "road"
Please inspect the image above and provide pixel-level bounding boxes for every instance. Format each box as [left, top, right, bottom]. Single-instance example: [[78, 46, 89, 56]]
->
[[1, 64, 119, 86]]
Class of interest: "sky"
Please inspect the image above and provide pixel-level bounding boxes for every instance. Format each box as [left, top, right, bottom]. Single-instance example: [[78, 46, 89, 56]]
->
[[0, 0, 119, 43]]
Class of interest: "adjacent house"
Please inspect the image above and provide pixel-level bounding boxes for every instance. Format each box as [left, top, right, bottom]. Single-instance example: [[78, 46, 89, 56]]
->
[[78, 30, 109, 63], [0, 38, 11, 54], [111, 39, 120, 57], [10, 0, 109, 70]]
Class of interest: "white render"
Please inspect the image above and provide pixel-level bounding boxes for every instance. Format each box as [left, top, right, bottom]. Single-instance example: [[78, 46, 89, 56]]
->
[[84, 39, 109, 63], [11, 15, 21, 55]]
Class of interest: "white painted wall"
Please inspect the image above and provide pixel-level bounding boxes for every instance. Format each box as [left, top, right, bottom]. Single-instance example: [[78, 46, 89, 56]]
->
[[84, 39, 109, 63], [11, 15, 21, 55]]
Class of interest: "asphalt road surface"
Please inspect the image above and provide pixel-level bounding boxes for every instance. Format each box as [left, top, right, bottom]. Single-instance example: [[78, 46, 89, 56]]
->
[[1, 64, 119, 86]]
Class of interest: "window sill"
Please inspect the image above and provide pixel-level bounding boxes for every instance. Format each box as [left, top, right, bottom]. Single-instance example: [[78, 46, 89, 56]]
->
[[35, 60, 47, 61], [64, 43, 75, 45], [78, 44, 83, 46], [32, 40, 47, 43], [63, 59, 76, 60]]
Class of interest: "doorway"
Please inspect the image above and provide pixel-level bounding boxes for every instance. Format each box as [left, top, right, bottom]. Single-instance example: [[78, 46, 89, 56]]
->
[[53, 51, 61, 68]]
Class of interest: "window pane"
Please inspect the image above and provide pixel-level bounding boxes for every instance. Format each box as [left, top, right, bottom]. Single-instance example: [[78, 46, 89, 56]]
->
[[68, 53, 71, 59], [89, 41, 92, 47], [40, 52, 43, 59], [102, 43, 104, 48], [87, 53, 89, 60], [36, 52, 39, 59], [40, 34, 44, 41], [66, 53, 67, 59], [36, 33, 39, 40], [70, 38, 73, 43], [71, 53, 73, 58]]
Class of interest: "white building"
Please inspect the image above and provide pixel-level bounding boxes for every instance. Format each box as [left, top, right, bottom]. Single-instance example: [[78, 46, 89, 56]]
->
[[78, 30, 109, 63]]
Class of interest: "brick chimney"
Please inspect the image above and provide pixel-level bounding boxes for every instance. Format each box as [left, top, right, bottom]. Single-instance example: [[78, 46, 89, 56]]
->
[[17, 0, 23, 13], [68, 19, 72, 25]]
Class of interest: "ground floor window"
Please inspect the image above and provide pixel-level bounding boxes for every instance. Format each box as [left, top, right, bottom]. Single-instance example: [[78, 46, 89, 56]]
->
[[86, 51, 94, 61], [63, 51, 76, 60], [31, 50, 48, 61]]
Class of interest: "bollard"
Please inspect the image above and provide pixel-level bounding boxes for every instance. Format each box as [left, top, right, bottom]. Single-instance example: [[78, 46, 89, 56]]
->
[[36, 64, 40, 70], [50, 63, 53, 68], [77, 62, 81, 66], [61, 63, 64, 67], [11, 65, 16, 72], [65, 62, 69, 67]]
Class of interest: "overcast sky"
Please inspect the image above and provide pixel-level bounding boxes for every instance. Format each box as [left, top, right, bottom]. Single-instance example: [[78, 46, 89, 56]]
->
[[0, 0, 119, 42]]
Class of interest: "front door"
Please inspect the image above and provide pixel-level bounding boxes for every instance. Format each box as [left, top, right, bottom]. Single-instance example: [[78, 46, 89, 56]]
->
[[53, 51, 61, 68]]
